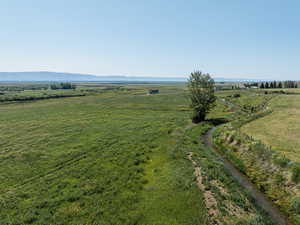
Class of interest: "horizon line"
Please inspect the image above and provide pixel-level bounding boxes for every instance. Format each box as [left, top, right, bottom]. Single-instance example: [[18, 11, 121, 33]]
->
[[0, 70, 272, 80]]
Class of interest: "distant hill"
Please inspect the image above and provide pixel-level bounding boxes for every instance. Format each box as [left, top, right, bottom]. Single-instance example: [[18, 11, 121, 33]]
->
[[0, 72, 121, 82], [0, 71, 262, 82], [0, 72, 187, 82]]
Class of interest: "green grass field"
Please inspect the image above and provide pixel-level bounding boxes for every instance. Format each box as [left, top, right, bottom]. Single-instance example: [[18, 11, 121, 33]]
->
[[241, 93, 300, 161], [0, 84, 273, 225], [213, 89, 300, 224]]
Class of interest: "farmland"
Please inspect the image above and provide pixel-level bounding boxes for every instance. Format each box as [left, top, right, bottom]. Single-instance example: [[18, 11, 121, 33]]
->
[[242, 91, 300, 161], [213, 89, 300, 224], [0, 83, 273, 225]]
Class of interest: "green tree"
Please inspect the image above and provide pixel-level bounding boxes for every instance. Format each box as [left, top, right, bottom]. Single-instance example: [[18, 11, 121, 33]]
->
[[50, 82, 76, 90], [187, 71, 216, 123], [260, 83, 265, 89], [278, 82, 283, 88], [61, 82, 76, 89], [265, 82, 269, 89]]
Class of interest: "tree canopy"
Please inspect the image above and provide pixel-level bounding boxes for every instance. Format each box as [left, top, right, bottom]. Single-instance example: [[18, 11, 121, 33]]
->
[[187, 71, 216, 123]]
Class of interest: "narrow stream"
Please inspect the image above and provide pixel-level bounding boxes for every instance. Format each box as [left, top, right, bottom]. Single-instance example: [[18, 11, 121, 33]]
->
[[203, 127, 290, 225]]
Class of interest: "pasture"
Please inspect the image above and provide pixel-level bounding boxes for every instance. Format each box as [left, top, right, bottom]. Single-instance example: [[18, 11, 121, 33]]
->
[[213, 89, 300, 224], [0, 83, 273, 225], [241, 92, 300, 161], [0, 85, 206, 225]]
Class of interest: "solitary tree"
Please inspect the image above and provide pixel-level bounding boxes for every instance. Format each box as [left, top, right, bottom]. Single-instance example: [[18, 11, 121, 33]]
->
[[187, 71, 216, 123]]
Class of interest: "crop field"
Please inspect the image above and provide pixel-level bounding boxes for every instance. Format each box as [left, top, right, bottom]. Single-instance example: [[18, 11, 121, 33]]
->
[[241, 92, 300, 161], [0, 84, 274, 225]]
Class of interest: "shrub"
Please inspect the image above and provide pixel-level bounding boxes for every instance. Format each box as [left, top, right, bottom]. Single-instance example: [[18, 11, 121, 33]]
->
[[233, 93, 241, 98], [292, 197, 300, 213], [273, 155, 290, 168], [291, 164, 300, 183], [274, 173, 286, 185]]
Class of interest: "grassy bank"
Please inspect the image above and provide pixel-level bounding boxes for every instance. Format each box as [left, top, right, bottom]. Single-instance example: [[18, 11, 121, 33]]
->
[[213, 91, 300, 224]]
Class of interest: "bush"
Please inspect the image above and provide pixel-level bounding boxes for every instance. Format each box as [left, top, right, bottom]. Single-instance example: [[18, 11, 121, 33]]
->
[[292, 197, 300, 213], [292, 164, 300, 183], [274, 173, 286, 185], [273, 155, 290, 168]]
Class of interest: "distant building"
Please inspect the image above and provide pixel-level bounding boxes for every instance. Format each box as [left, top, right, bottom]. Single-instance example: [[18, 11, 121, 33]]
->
[[148, 89, 159, 94]]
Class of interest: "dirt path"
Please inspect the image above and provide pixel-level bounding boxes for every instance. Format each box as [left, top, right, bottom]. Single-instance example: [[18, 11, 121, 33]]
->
[[188, 152, 222, 225], [203, 127, 290, 225]]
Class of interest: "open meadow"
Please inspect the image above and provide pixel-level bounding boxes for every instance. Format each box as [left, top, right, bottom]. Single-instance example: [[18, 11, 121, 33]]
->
[[241, 90, 300, 161], [0, 83, 273, 225], [3, 1, 300, 224]]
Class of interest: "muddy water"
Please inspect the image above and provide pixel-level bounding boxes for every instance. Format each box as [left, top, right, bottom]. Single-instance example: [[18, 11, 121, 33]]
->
[[204, 127, 290, 225]]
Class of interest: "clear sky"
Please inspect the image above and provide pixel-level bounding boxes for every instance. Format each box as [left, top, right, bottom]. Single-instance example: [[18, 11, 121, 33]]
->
[[1, 0, 299, 79]]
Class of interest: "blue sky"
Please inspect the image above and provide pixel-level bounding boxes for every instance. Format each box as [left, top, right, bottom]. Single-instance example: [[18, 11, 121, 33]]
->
[[1, 0, 299, 79]]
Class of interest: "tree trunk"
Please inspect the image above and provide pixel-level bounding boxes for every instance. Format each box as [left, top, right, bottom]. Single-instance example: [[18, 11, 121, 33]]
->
[[192, 112, 205, 123]]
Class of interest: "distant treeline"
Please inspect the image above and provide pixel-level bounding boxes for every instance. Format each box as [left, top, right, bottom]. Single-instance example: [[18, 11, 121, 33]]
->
[[246, 81, 298, 89], [0, 84, 49, 92], [0, 91, 85, 103], [50, 82, 76, 90], [0, 82, 76, 91]]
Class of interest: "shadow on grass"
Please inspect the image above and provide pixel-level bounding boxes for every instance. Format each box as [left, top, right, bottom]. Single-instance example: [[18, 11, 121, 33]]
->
[[206, 118, 230, 126]]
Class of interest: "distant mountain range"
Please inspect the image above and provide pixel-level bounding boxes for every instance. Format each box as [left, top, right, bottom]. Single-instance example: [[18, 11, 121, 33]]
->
[[0, 71, 263, 82]]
